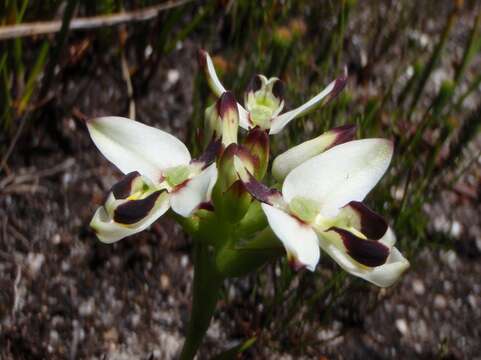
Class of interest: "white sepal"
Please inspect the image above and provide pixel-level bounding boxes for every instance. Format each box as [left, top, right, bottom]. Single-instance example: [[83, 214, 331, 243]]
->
[[87, 116, 191, 181], [283, 139, 393, 217], [261, 203, 320, 271], [270, 79, 338, 134], [170, 163, 218, 217]]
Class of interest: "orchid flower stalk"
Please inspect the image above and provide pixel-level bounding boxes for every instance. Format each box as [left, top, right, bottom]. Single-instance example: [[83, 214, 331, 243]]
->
[[84, 50, 409, 359]]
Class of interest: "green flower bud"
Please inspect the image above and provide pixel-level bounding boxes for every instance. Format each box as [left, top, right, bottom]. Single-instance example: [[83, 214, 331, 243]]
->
[[212, 144, 256, 222], [244, 75, 284, 130], [244, 126, 270, 179], [203, 91, 239, 147]]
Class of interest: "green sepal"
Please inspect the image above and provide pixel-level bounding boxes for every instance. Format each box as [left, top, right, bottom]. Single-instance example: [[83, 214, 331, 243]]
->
[[221, 180, 252, 223], [235, 200, 268, 238], [216, 227, 283, 278], [244, 127, 270, 179]]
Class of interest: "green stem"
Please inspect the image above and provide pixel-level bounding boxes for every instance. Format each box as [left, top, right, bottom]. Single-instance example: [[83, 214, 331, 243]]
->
[[179, 240, 223, 360]]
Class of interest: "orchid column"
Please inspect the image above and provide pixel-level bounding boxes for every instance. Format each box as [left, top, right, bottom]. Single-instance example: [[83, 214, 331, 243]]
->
[[84, 50, 409, 359]]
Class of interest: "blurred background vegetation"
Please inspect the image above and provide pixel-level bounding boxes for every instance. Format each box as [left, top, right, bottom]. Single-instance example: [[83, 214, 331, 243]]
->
[[0, 0, 480, 358]]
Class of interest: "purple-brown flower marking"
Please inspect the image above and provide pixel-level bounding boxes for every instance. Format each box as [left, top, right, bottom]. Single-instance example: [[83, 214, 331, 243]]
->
[[272, 79, 284, 100], [246, 74, 263, 93], [193, 137, 222, 168], [113, 190, 164, 225], [217, 91, 237, 119], [325, 75, 348, 105], [244, 126, 270, 179], [111, 171, 141, 199], [329, 124, 357, 149], [327, 227, 390, 267], [343, 201, 388, 240]]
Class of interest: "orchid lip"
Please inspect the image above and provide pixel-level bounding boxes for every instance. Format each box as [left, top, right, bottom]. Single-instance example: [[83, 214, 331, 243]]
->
[[111, 171, 141, 199], [327, 227, 390, 267], [113, 190, 164, 225]]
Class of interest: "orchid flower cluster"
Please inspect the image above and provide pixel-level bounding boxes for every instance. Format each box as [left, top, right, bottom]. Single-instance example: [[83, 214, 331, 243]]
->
[[86, 50, 409, 357]]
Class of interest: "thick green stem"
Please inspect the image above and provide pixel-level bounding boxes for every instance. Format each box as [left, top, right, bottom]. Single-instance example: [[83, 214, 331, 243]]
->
[[179, 240, 223, 360]]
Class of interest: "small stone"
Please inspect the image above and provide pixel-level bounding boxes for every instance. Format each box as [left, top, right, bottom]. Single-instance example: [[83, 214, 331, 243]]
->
[[167, 69, 180, 85], [51, 234, 61, 245], [103, 328, 119, 342], [131, 313, 141, 327], [468, 294, 477, 308], [440, 250, 458, 269], [26, 253, 45, 277], [434, 294, 447, 309], [412, 279, 425, 295], [79, 298, 95, 316], [450, 221, 462, 238], [416, 319, 428, 340], [160, 274, 170, 290], [180, 255, 189, 268], [395, 318, 409, 336]]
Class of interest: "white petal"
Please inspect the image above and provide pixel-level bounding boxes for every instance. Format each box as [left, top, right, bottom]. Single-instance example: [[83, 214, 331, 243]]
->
[[269, 78, 344, 134], [283, 139, 393, 217], [238, 105, 251, 130], [363, 247, 409, 287], [87, 116, 191, 181], [201, 51, 227, 97], [261, 203, 320, 271], [170, 163, 218, 217], [272, 125, 356, 181], [90, 193, 170, 243], [317, 233, 409, 287], [200, 51, 251, 130], [379, 226, 397, 248]]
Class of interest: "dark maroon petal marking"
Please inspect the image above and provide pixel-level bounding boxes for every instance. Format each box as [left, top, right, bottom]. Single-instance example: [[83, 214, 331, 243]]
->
[[217, 91, 237, 119], [247, 112, 254, 126], [325, 75, 348, 104], [111, 171, 141, 199], [288, 257, 306, 271], [198, 201, 215, 211], [226, 179, 248, 197], [328, 124, 357, 149], [345, 201, 388, 240], [113, 190, 163, 225], [194, 136, 222, 168], [247, 74, 263, 93], [237, 145, 258, 165], [243, 169, 282, 205], [328, 227, 389, 267], [222, 143, 259, 170], [244, 126, 269, 178], [272, 79, 284, 100], [173, 179, 190, 192], [245, 126, 269, 151]]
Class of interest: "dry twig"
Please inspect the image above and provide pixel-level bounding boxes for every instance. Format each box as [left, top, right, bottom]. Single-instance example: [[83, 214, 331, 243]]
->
[[0, 0, 193, 41]]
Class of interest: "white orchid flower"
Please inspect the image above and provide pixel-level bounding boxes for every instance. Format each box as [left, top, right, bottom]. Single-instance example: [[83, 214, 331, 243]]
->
[[87, 116, 219, 243], [199, 49, 347, 135], [235, 139, 409, 287]]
